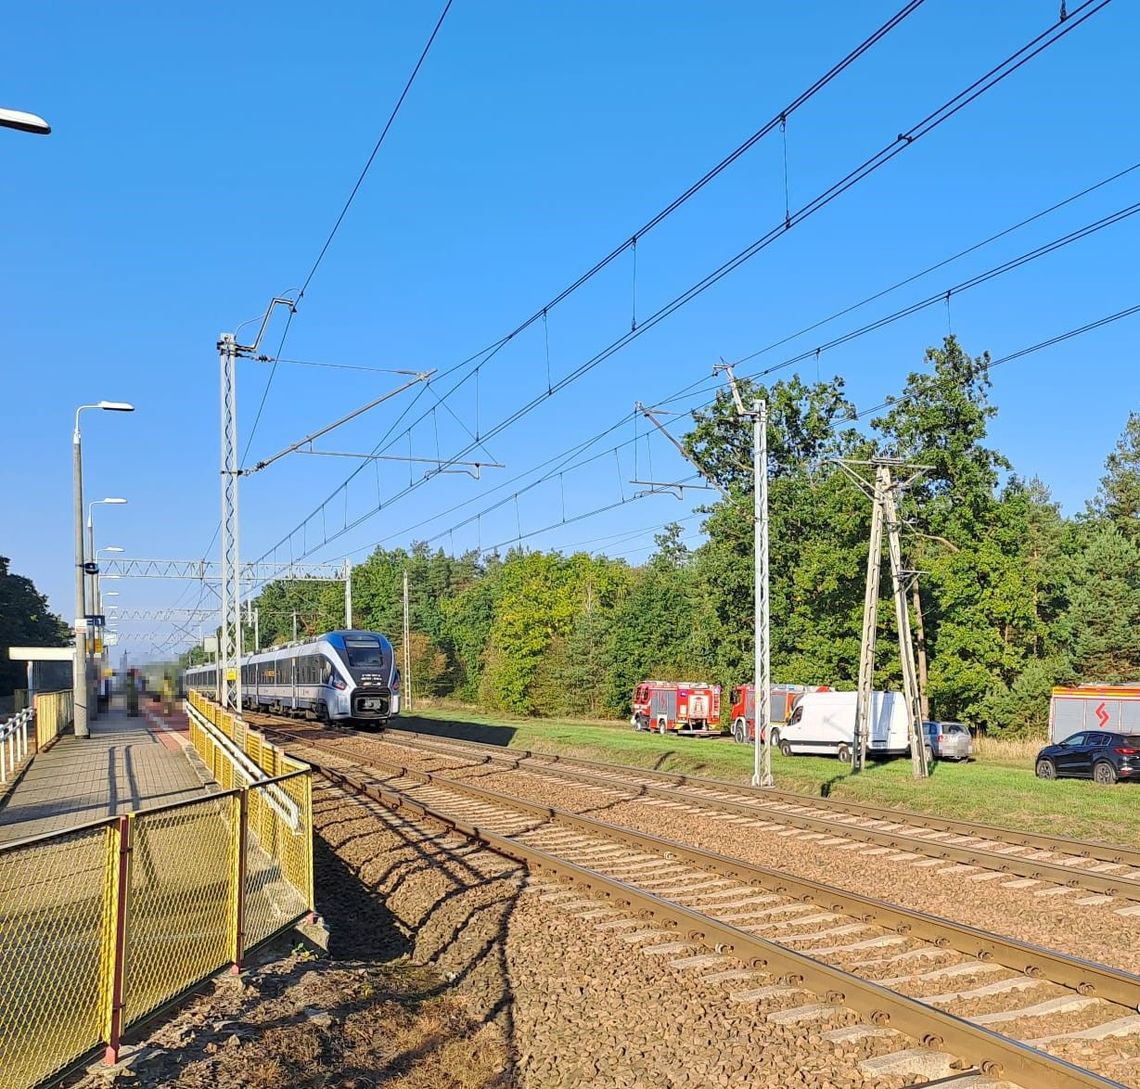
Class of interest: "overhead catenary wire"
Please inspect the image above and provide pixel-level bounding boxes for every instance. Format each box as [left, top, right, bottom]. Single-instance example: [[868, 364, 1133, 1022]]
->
[[160, 304, 1140, 638], [254, 0, 1112, 567], [426, 300, 1140, 561], [332, 160, 1140, 561], [249, 1, 932, 562], [277, 151, 1140, 571], [650, 195, 1140, 411], [241, 0, 455, 466]]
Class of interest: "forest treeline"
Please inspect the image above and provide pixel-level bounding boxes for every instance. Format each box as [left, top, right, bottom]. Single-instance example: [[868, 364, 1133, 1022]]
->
[[231, 338, 1140, 737]]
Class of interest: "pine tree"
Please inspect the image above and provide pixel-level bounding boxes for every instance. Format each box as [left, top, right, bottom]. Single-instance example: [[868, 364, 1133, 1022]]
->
[[1091, 412, 1140, 544]]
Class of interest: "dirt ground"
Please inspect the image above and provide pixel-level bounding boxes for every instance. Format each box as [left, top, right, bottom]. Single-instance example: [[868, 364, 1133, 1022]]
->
[[66, 785, 515, 1089], [66, 779, 919, 1089]]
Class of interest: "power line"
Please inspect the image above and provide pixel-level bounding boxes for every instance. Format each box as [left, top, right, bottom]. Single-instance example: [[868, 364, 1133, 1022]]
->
[[300, 0, 455, 299], [254, 356, 425, 375], [257, 0, 1110, 566], [334, 182, 1140, 564], [735, 159, 1140, 369], [432, 301, 1140, 559], [329, 157, 1140, 559], [242, 0, 455, 464], [852, 300, 1140, 422], [250, 1, 930, 562], [651, 195, 1140, 410]]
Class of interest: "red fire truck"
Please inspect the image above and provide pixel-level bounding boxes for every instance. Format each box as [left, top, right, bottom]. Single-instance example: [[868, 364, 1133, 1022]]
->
[[631, 681, 722, 735], [729, 684, 831, 744]]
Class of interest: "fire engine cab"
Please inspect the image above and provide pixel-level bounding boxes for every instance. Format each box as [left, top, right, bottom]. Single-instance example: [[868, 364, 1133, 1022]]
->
[[631, 681, 721, 735], [729, 684, 831, 744]]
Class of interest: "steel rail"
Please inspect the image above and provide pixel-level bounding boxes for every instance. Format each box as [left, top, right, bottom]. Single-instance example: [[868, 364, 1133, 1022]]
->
[[272, 730, 1140, 1011], [351, 725, 1140, 900], [387, 725, 1140, 869], [308, 753, 1128, 1089]]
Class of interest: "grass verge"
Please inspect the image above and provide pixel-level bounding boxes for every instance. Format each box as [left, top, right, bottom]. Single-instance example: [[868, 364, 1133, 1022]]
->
[[393, 703, 1140, 846]]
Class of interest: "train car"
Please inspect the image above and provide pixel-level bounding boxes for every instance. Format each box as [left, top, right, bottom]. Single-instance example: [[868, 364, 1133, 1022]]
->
[[183, 629, 400, 729], [728, 683, 831, 744], [630, 680, 721, 735]]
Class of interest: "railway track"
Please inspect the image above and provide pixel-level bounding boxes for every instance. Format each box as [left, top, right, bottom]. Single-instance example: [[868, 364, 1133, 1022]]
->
[[324, 721, 1140, 905], [259, 720, 1140, 1089]]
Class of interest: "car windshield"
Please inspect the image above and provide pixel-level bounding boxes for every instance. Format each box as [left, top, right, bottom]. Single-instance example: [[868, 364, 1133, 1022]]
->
[[1123, 735, 1140, 747], [344, 639, 383, 668]]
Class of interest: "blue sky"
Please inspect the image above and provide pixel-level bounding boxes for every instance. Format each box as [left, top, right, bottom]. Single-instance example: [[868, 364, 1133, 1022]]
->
[[3, 1, 1138, 658]]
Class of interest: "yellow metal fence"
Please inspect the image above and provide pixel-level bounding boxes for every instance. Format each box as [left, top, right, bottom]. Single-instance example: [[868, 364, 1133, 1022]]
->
[[0, 697, 313, 1089], [33, 690, 73, 751]]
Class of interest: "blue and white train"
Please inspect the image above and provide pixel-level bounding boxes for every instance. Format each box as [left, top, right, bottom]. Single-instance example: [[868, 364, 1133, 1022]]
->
[[183, 629, 400, 729]]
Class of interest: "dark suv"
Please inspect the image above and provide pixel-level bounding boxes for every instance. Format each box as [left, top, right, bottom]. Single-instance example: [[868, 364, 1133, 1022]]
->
[[1034, 732, 1140, 785]]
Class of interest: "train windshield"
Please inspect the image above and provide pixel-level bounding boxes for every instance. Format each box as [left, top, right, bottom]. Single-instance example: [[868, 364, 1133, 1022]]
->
[[344, 638, 384, 667]]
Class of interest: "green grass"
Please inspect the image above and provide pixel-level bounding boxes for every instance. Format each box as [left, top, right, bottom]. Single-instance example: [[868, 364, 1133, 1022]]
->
[[392, 703, 1140, 846]]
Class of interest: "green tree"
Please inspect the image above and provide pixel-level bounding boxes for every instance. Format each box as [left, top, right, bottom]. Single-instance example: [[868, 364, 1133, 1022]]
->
[[685, 375, 868, 691], [0, 557, 69, 697], [1057, 524, 1140, 682], [1091, 411, 1140, 545], [872, 336, 1008, 537]]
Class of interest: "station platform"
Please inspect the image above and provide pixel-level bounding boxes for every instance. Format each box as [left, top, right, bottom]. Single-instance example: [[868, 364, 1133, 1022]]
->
[[0, 699, 211, 845]]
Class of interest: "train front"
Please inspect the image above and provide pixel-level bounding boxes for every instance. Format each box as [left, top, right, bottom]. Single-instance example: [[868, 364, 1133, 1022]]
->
[[329, 630, 400, 726]]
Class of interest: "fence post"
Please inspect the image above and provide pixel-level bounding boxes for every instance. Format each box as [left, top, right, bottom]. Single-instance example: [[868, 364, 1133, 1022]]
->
[[304, 773, 315, 916], [230, 789, 249, 973], [103, 814, 133, 1064]]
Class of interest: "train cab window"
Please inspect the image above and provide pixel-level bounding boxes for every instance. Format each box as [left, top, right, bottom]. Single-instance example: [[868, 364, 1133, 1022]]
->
[[320, 657, 334, 685], [344, 638, 382, 667]]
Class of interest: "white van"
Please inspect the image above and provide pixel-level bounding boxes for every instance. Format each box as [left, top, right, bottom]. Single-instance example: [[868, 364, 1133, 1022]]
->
[[773, 691, 912, 762]]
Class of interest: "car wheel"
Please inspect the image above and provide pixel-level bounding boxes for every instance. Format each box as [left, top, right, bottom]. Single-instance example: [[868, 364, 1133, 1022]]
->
[[1035, 757, 1057, 780], [732, 721, 745, 744], [658, 719, 667, 735], [836, 742, 852, 764], [924, 744, 934, 766], [779, 740, 792, 758], [769, 729, 781, 749], [1094, 761, 1118, 786], [633, 715, 646, 732]]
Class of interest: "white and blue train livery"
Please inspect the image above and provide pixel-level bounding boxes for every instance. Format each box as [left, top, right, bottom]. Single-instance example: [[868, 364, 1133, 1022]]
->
[[183, 629, 400, 729]]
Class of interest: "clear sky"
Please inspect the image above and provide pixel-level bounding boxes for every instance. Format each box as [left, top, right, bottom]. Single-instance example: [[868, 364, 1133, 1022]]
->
[[3, 1, 1138, 659]]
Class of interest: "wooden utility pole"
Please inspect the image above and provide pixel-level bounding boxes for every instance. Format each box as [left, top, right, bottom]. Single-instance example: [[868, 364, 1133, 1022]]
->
[[911, 581, 930, 720], [852, 465, 886, 772], [835, 456, 930, 779], [883, 474, 929, 778]]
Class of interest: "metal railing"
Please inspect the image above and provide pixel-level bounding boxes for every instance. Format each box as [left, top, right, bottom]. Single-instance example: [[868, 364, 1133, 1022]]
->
[[0, 708, 33, 783], [0, 695, 313, 1089]]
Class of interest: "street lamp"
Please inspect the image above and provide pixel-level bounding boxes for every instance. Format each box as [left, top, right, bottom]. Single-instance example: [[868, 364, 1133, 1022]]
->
[[87, 501, 127, 719], [73, 403, 134, 738], [92, 542, 126, 620], [0, 107, 50, 136]]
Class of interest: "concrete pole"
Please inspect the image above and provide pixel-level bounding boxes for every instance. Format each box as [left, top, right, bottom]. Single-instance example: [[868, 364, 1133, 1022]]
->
[[86, 519, 99, 719], [72, 424, 90, 738], [344, 558, 352, 629], [254, 607, 259, 652]]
